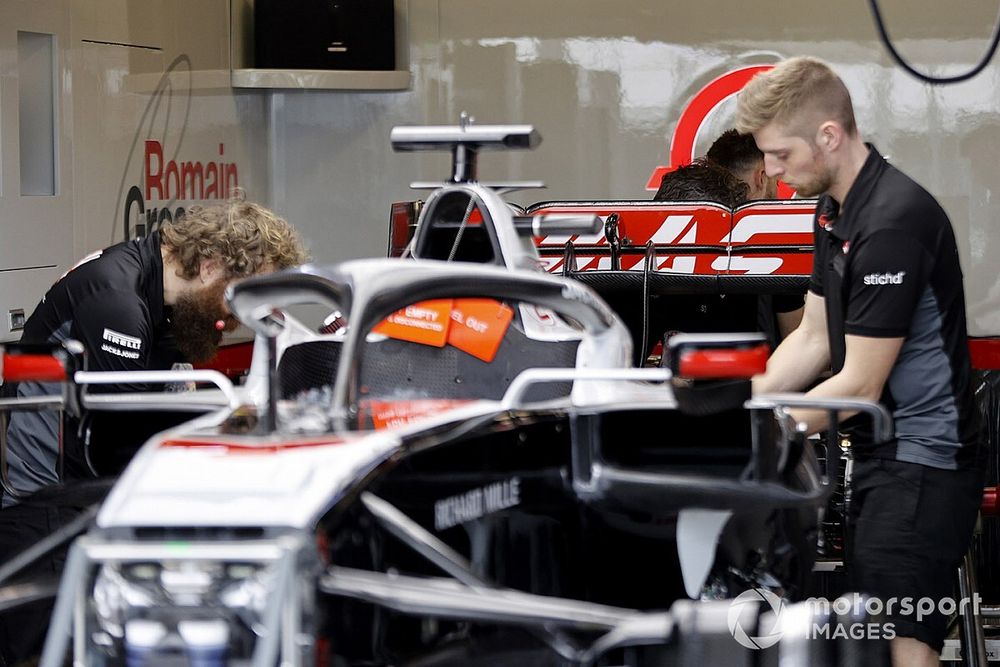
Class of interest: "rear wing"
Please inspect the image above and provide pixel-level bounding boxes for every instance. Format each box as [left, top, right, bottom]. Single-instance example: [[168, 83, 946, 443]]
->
[[525, 199, 816, 295]]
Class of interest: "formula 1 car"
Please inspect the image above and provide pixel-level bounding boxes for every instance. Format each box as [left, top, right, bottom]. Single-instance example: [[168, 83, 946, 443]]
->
[[1, 123, 893, 666]]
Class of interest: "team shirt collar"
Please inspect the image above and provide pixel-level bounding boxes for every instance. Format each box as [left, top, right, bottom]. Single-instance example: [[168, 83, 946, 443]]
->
[[817, 143, 885, 241]]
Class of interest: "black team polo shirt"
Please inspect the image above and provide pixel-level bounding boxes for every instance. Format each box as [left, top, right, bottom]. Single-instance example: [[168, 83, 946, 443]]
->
[[2, 232, 187, 506], [810, 145, 982, 469]]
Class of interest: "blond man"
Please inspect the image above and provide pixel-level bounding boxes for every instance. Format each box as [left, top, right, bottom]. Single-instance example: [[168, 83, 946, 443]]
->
[[737, 56, 984, 665]]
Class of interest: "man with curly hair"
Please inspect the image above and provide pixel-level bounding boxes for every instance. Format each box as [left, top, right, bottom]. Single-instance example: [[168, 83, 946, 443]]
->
[[0, 199, 307, 663], [2, 199, 308, 503], [653, 158, 750, 208], [706, 128, 806, 337], [651, 159, 801, 348]]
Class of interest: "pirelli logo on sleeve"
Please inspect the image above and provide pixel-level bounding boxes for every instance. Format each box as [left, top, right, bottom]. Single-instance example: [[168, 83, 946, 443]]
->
[[101, 328, 143, 359]]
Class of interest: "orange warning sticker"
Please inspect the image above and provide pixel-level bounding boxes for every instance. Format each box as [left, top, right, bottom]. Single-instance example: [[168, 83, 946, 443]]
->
[[447, 299, 514, 363], [373, 299, 453, 347]]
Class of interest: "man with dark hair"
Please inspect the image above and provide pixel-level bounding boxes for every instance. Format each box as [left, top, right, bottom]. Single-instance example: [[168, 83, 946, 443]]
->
[[652, 158, 800, 348], [706, 129, 805, 337], [653, 158, 750, 207], [738, 56, 984, 666], [707, 128, 779, 200], [651, 159, 753, 340]]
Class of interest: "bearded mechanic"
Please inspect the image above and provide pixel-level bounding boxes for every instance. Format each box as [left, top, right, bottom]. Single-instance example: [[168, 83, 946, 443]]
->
[[737, 57, 984, 666], [1, 198, 308, 506]]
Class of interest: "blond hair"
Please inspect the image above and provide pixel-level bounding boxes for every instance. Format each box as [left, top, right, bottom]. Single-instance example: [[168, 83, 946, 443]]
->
[[735, 57, 857, 138], [160, 196, 308, 279]]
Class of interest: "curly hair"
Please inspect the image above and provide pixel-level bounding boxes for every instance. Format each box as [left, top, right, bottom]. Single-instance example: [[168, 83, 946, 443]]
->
[[653, 159, 750, 208], [160, 197, 308, 279]]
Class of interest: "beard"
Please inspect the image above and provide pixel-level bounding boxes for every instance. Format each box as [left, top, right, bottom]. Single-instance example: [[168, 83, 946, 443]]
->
[[170, 279, 234, 363], [793, 171, 834, 198], [790, 145, 835, 198]]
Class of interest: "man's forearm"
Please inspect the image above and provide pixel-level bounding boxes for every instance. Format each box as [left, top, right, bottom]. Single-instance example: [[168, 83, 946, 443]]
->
[[787, 334, 904, 435], [789, 370, 874, 435], [753, 326, 830, 394], [776, 308, 804, 339]]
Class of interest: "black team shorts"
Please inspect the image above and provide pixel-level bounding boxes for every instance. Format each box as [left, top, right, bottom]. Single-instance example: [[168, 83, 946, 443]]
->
[[846, 457, 983, 652]]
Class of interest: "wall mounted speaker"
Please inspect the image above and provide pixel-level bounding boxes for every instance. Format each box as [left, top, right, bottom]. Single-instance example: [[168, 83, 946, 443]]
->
[[254, 0, 396, 70]]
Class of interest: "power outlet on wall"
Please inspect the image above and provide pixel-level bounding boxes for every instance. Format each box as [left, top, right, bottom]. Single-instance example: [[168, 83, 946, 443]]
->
[[8, 309, 26, 332]]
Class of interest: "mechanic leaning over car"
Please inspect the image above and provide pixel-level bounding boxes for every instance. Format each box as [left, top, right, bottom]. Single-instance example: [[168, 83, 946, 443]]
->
[[706, 128, 804, 338], [1, 196, 307, 508], [737, 57, 985, 667], [652, 158, 802, 350], [0, 196, 307, 663]]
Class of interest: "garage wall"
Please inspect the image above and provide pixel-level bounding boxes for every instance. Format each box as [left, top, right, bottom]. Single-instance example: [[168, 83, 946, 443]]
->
[[0, 0, 75, 341], [268, 0, 1000, 336], [0, 0, 271, 341], [69, 0, 271, 257], [2, 1, 1000, 339]]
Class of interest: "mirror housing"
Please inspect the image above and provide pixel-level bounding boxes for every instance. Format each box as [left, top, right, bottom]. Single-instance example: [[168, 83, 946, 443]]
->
[[668, 333, 769, 380]]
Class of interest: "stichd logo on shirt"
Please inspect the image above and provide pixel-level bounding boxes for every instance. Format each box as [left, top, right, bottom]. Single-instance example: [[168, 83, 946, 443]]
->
[[863, 271, 906, 286]]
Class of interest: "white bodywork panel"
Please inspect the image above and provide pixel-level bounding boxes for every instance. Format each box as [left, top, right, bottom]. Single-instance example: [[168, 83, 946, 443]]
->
[[96, 399, 508, 530], [98, 431, 400, 529], [676, 509, 733, 600]]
